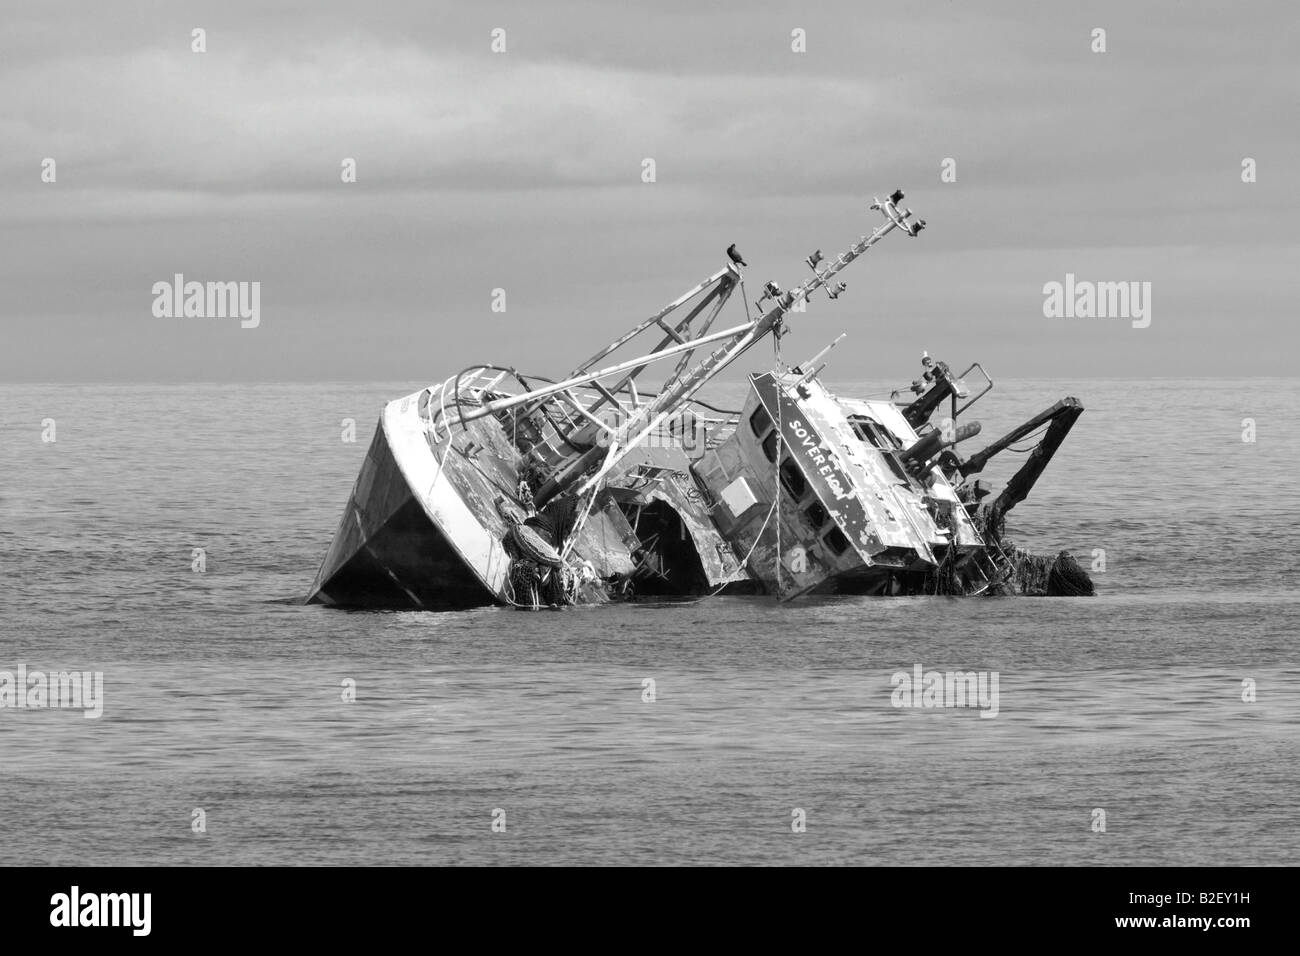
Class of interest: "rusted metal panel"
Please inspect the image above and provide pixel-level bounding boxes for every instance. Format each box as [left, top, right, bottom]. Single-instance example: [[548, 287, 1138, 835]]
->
[[606, 444, 748, 587]]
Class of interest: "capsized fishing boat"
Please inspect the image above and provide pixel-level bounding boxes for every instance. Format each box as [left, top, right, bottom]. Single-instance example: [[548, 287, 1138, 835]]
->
[[307, 191, 1093, 610]]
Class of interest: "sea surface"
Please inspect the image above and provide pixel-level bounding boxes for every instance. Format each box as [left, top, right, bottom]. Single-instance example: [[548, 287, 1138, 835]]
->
[[1, 378, 1298, 866]]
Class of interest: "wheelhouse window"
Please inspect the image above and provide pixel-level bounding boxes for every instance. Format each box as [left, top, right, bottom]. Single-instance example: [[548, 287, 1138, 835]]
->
[[805, 500, 828, 529], [849, 414, 911, 484], [750, 404, 773, 438], [823, 526, 851, 555], [849, 415, 901, 451], [779, 458, 807, 499], [761, 430, 779, 463]]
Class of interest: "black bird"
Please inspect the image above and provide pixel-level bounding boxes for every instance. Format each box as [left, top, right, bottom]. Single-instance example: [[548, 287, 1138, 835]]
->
[[726, 243, 747, 267]]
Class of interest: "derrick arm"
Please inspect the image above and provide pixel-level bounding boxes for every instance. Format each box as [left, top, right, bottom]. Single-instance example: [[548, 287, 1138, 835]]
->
[[958, 397, 1084, 533]]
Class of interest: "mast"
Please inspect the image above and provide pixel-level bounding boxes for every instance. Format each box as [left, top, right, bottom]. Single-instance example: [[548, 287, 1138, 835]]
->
[[431, 191, 925, 505], [544, 191, 925, 501]]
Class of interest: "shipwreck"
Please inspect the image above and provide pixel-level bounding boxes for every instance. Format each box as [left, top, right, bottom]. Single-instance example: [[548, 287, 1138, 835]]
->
[[308, 191, 1093, 610]]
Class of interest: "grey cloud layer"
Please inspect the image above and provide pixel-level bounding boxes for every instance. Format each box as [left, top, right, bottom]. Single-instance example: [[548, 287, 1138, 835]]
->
[[1, 0, 1294, 381]]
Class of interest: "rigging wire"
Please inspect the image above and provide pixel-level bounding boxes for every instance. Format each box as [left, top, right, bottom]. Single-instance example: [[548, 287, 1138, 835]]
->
[[1003, 423, 1051, 453]]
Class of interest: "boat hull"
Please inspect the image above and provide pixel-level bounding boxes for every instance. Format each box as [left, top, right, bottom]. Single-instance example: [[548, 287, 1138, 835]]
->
[[308, 388, 646, 609], [306, 409, 498, 609]]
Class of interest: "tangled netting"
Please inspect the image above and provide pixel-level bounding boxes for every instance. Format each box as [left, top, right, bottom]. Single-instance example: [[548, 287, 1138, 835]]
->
[[1047, 550, 1095, 596], [1006, 548, 1095, 596], [499, 483, 592, 609], [506, 557, 582, 608]]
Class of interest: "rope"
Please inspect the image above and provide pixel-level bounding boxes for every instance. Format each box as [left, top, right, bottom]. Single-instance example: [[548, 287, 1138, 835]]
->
[[1004, 424, 1050, 453], [690, 493, 781, 601], [501, 571, 529, 608], [645, 354, 785, 604], [507, 272, 792, 606], [774, 336, 783, 592], [622, 460, 783, 606], [559, 488, 598, 561]]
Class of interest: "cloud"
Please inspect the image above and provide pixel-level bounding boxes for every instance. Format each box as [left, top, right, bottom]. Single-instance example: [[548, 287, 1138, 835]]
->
[[2, 35, 905, 202], [0, 0, 1294, 380]]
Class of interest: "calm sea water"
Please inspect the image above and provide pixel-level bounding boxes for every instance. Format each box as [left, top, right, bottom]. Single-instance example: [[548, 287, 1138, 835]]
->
[[2, 378, 1298, 866]]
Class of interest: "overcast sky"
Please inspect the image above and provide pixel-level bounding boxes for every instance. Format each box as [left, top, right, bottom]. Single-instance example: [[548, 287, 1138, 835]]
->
[[1, 0, 1295, 383]]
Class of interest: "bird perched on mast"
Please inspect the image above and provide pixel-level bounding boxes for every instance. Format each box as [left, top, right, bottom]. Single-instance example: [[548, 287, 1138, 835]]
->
[[726, 244, 747, 268]]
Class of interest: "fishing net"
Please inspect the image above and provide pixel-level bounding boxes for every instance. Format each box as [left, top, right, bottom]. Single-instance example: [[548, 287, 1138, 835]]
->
[[1007, 547, 1054, 596], [1004, 547, 1094, 596], [1047, 550, 1095, 596], [509, 559, 542, 607], [542, 564, 580, 606]]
